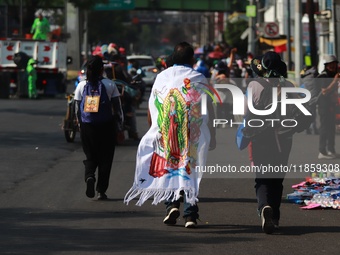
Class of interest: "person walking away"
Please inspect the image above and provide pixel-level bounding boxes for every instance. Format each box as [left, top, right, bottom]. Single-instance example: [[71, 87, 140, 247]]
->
[[102, 47, 140, 141], [210, 48, 237, 124], [300, 66, 320, 135], [26, 58, 37, 99], [244, 52, 294, 234], [30, 12, 50, 40], [74, 55, 123, 200], [210, 60, 234, 123], [124, 42, 216, 228], [317, 55, 340, 159]]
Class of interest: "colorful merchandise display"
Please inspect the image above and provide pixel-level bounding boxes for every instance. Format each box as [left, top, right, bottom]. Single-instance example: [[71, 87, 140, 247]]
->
[[287, 174, 340, 209]]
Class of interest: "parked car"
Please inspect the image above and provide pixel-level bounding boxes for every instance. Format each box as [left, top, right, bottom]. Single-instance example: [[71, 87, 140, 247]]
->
[[126, 55, 159, 86]]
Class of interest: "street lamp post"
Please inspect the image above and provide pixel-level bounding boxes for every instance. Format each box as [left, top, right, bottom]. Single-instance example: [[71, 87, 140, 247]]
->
[[287, 0, 292, 70], [248, 0, 256, 54], [294, 0, 303, 78]]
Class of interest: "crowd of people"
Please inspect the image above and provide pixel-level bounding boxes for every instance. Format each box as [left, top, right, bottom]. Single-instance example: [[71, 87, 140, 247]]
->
[[74, 37, 340, 235], [12, 10, 340, 235]]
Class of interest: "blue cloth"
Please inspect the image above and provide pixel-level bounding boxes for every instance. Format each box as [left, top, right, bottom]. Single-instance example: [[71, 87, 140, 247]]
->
[[236, 121, 250, 150], [196, 61, 211, 78], [235, 90, 249, 150]]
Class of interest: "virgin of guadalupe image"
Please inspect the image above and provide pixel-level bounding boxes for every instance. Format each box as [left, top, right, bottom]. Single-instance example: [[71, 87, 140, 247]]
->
[[149, 89, 190, 179]]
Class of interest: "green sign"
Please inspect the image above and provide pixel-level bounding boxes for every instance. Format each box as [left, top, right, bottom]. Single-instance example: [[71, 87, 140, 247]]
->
[[95, 0, 135, 10], [246, 5, 256, 17]]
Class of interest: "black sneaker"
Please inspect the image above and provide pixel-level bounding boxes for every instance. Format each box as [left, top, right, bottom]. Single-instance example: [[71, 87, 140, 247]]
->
[[163, 208, 180, 225], [261, 206, 274, 234], [85, 177, 95, 198], [272, 219, 279, 230], [97, 193, 108, 200], [184, 216, 197, 228]]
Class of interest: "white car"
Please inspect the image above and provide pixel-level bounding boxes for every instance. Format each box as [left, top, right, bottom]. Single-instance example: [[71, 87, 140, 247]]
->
[[127, 55, 159, 86]]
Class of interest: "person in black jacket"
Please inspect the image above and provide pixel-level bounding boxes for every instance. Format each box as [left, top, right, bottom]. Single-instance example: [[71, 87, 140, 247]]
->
[[300, 66, 319, 135], [316, 55, 340, 159]]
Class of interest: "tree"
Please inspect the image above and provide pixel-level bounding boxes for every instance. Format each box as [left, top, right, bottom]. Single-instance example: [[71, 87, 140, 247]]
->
[[87, 10, 131, 48], [224, 19, 248, 57]]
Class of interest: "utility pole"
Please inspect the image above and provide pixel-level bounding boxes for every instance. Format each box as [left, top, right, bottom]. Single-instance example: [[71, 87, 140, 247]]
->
[[256, 0, 265, 56], [20, 0, 23, 37], [83, 10, 88, 61], [294, 0, 303, 78], [248, 0, 256, 54], [307, 0, 318, 66], [287, 0, 292, 70]]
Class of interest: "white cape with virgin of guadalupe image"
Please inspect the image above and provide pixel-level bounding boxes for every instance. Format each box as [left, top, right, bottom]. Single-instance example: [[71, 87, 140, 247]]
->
[[124, 65, 212, 206]]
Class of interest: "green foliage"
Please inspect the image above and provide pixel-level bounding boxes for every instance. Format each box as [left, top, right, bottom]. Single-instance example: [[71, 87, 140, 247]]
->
[[87, 10, 133, 47], [230, 0, 247, 12], [137, 24, 160, 54], [224, 19, 248, 55]]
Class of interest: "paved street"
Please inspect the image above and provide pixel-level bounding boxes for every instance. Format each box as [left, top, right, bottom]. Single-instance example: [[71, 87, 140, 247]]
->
[[0, 93, 340, 255]]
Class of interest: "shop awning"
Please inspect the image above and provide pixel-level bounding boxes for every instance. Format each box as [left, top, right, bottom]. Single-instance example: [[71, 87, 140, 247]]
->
[[259, 36, 292, 53]]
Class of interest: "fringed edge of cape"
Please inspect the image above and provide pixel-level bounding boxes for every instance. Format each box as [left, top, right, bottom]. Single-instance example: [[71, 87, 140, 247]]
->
[[124, 186, 199, 206]]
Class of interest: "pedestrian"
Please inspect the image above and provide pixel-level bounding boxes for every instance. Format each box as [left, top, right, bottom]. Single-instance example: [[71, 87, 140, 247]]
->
[[195, 55, 211, 78], [300, 66, 319, 135], [316, 55, 340, 159], [210, 60, 233, 123], [26, 58, 37, 99], [102, 46, 140, 141], [30, 12, 50, 40], [74, 55, 123, 200], [210, 48, 237, 123], [124, 41, 216, 228], [244, 51, 293, 234]]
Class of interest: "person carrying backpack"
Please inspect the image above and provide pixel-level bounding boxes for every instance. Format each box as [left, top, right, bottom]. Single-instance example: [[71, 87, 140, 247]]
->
[[74, 55, 123, 200], [245, 51, 295, 234]]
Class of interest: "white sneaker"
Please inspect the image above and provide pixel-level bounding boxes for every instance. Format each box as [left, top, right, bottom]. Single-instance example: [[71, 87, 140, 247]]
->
[[261, 206, 274, 234], [318, 153, 335, 159], [184, 216, 197, 228]]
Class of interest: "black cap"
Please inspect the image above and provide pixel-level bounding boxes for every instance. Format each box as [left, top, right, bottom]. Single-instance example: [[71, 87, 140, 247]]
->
[[250, 52, 287, 78]]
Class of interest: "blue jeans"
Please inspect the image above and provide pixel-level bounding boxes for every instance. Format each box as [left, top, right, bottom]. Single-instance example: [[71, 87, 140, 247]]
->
[[165, 195, 199, 219]]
